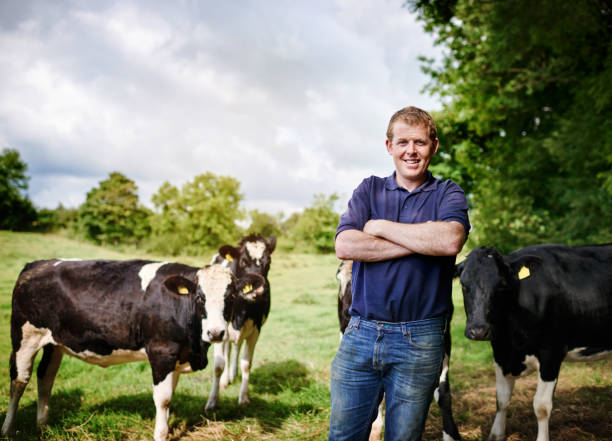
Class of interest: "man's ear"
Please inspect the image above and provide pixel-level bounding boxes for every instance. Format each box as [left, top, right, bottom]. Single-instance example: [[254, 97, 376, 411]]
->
[[432, 138, 439, 155], [386, 138, 392, 155]]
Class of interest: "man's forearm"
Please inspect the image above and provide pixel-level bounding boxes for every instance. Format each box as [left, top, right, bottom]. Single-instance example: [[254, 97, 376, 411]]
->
[[335, 229, 413, 262], [363, 219, 466, 256]]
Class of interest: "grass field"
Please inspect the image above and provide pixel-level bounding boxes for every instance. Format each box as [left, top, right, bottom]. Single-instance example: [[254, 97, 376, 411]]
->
[[0, 231, 610, 440]]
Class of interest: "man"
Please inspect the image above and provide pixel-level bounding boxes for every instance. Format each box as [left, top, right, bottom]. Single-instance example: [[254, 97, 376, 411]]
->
[[329, 106, 470, 441]]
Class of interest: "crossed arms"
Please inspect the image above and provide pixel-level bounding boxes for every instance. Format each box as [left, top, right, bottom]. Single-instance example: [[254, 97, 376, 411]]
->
[[335, 220, 466, 262]]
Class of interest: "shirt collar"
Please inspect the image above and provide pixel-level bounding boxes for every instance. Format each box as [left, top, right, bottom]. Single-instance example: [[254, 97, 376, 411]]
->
[[384, 171, 439, 194]]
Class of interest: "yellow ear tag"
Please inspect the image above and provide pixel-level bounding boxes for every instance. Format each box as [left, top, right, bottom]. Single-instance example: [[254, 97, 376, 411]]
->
[[243, 284, 252, 294], [178, 285, 189, 295], [225, 254, 234, 262], [518, 266, 530, 280]]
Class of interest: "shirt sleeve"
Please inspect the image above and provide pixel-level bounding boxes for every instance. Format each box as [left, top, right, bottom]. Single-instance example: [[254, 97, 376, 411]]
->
[[438, 181, 471, 233], [336, 177, 372, 237]]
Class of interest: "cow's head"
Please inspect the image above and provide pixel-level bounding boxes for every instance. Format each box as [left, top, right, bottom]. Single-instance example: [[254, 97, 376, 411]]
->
[[456, 246, 513, 341], [457, 246, 542, 341], [195, 264, 239, 343], [237, 234, 276, 277]]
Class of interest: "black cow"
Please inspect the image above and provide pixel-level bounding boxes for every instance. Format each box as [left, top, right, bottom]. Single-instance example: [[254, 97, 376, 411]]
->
[[206, 234, 275, 410], [1, 258, 253, 441], [456, 244, 612, 441], [336, 260, 462, 441]]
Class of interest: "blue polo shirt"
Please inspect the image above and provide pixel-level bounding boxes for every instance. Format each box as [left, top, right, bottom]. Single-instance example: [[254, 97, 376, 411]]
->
[[336, 172, 470, 322]]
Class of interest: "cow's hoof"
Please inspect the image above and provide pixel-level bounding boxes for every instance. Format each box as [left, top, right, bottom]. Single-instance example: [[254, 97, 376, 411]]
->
[[238, 395, 250, 406], [205, 401, 218, 412]]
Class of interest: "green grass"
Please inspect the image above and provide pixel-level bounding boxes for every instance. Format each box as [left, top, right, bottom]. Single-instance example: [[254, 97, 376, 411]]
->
[[0, 231, 610, 440]]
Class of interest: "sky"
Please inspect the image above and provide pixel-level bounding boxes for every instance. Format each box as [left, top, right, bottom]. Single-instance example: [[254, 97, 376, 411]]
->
[[0, 0, 442, 217]]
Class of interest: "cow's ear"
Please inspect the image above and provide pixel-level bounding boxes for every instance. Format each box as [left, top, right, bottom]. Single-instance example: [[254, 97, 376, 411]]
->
[[218, 245, 240, 264], [163, 276, 197, 297], [267, 235, 276, 253], [508, 254, 542, 281], [237, 273, 266, 301], [454, 260, 465, 278]]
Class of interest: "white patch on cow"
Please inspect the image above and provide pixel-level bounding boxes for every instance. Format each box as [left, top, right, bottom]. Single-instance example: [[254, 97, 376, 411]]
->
[[152, 370, 179, 441], [337, 260, 353, 299], [443, 432, 460, 441], [61, 347, 148, 367], [565, 347, 612, 362], [197, 265, 232, 342], [19, 322, 149, 368], [228, 322, 241, 344], [489, 362, 517, 441], [138, 262, 167, 292], [370, 401, 384, 441], [245, 241, 266, 264], [533, 375, 557, 441], [53, 258, 82, 266], [205, 342, 226, 411], [15, 322, 57, 382]]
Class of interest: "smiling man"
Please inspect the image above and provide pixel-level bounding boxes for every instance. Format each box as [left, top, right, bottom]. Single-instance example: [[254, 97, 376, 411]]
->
[[329, 106, 470, 441]]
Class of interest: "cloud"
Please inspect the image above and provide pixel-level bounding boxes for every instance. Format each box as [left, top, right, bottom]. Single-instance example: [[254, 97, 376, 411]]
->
[[0, 0, 441, 213]]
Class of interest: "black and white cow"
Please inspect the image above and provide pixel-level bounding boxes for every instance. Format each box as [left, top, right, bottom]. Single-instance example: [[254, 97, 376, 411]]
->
[[1, 258, 253, 441], [205, 234, 275, 411], [336, 260, 462, 441], [456, 244, 612, 441]]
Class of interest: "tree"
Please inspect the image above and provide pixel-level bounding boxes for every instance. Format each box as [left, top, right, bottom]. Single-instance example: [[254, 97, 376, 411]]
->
[[289, 193, 340, 253], [0, 148, 36, 230], [246, 209, 281, 237], [150, 172, 244, 254], [77, 172, 151, 245], [412, 0, 612, 252]]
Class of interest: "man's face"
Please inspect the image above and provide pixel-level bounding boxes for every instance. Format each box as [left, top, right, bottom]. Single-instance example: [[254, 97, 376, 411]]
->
[[386, 121, 438, 191]]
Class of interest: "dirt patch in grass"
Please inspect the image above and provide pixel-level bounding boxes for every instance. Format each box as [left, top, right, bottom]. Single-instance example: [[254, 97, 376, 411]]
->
[[422, 360, 612, 441]]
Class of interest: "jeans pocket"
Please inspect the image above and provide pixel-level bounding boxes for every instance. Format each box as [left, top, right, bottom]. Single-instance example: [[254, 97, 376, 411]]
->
[[407, 328, 443, 350], [343, 317, 359, 336]]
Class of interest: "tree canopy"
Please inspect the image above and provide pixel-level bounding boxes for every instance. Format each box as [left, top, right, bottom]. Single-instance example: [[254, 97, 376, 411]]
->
[[413, 0, 612, 252], [150, 172, 244, 254], [0, 149, 36, 230], [290, 193, 340, 253], [77, 172, 151, 245]]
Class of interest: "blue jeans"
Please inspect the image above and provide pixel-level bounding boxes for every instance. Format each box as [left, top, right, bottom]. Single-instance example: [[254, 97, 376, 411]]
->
[[329, 315, 445, 441]]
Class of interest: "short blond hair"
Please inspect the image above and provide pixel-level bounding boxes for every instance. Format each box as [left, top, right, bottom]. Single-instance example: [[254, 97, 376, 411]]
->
[[386, 106, 437, 142]]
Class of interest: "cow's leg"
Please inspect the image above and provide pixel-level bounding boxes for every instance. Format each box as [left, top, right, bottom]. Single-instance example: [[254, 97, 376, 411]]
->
[[489, 363, 516, 441], [152, 369, 180, 441], [205, 342, 225, 411], [2, 330, 47, 436], [532, 374, 557, 441], [238, 330, 259, 405], [229, 338, 243, 384], [36, 345, 63, 427], [219, 340, 231, 389], [369, 398, 384, 441], [532, 350, 564, 441], [435, 353, 461, 441]]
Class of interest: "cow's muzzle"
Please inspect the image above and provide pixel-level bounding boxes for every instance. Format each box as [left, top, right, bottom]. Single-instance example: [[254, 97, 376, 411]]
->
[[465, 324, 492, 341], [206, 328, 226, 342]]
